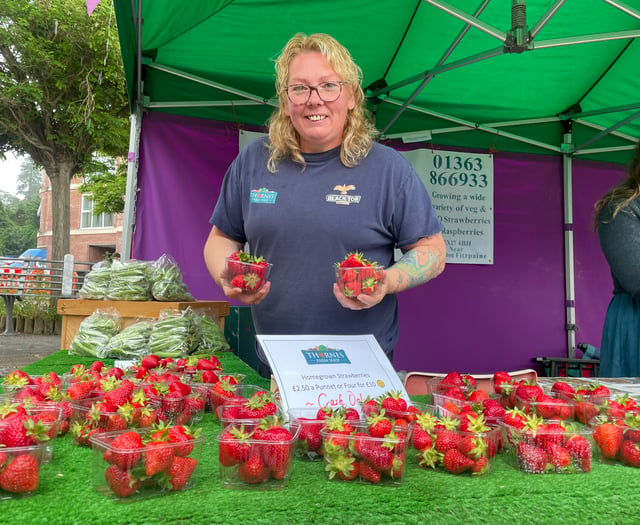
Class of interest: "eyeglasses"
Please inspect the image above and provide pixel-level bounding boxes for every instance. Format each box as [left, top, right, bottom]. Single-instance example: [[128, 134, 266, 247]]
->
[[285, 81, 346, 104]]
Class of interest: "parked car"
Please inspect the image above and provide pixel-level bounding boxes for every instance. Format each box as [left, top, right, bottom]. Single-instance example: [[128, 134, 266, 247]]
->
[[2, 248, 47, 267]]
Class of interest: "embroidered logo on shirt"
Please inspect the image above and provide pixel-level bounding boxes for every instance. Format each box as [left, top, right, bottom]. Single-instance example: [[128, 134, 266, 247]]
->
[[250, 187, 277, 204], [301, 345, 351, 365], [326, 184, 361, 205]]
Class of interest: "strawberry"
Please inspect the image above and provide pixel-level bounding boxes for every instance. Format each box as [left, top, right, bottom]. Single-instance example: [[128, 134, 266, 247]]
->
[[379, 391, 408, 419], [261, 425, 295, 471], [439, 371, 465, 389], [167, 425, 197, 457], [325, 451, 358, 480], [104, 464, 141, 497], [544, 442, 571, 469], [481, 399, 505, 422], [166, 455, 197, 490], [471, 455, 490, 474], [144, 441, 175, 476], [457, 435, 488, 460], [492, 371, 512, 394], [358, 460, 382, 483], [3, 370, 33, 388], [514, 382, 543, 404], [620, 439, 640, 467], [442, 448, 474, 474], [594, 421, 623, 459], [109, 431, 143, 470], [516, 442, 550, 473], [141, 354, 161, 370], [434, 428, 462, 454], [411, 426, 433, 452], [551, 381, 575, 397], [467, 390, 489, 403], [0, 454, 39, 493], [564, 434, 592, 472], [298, 418, 324, 454], [230, 274, 245, 288], [442, 386, 466, 402], [65, 380, 94, 400], [238, 451, 269, 484], [342, 280, 362, 297], [367, 412, 393, 438], [358, 439, 395, 471], [218, 426, 251, 466]]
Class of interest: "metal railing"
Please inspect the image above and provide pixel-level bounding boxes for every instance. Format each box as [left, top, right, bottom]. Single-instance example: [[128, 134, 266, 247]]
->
[[0, 255, 94, 335]]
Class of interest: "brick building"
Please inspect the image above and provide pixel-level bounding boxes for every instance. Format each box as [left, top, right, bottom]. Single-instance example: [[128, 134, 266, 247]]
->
[[37, 175, 123, 264]]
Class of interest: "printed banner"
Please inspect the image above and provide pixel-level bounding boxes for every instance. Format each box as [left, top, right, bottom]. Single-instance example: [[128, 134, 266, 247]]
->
[[257, 334, 408, 413], [400, 149, 494, 264]]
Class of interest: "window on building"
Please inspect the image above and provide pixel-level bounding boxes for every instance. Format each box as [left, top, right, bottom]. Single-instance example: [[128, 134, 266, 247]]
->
[[81, 195, 114, 229]]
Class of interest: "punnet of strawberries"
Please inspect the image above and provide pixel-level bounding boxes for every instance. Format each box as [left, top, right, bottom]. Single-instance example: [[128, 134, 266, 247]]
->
[[411, 411, 500, 476], [320, 411, 412, 485], [589, 411, 640, 468], [89, 424, 204, 499], [216, 415, 300, 488], [0, 444, 46, 497], [287, 405, 362, 461], [215, 386, 281, 428], [499, 411, 594, 474], [224, 250, 272, 293], [335, 252, 384, 297]]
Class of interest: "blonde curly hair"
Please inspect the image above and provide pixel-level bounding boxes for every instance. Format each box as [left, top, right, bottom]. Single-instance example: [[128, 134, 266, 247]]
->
[[266, 33, 377, 173]]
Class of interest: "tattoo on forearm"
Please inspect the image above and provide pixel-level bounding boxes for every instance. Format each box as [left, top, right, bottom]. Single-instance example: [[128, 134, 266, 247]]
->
[[392, 244, 445, 291]]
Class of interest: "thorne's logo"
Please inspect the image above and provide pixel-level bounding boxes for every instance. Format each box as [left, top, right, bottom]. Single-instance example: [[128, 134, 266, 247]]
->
[[250, 187, 277, 204], [326, 184, 361, 205], [301, 345, 351, 365]]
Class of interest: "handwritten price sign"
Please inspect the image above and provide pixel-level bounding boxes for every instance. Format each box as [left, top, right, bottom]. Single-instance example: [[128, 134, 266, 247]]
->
[[257, 334, 408, 413]]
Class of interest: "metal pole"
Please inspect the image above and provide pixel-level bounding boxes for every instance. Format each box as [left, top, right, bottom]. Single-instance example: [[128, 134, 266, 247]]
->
[[562, 128, 577, 358], [121, 106, 142, 261]]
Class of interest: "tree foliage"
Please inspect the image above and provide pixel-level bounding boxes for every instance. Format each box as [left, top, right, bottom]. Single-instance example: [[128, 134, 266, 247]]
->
[[0, 0, 130, 259]]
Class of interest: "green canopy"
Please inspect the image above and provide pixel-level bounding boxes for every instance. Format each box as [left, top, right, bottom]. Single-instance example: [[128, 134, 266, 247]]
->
[[113, 0, 640, 163]]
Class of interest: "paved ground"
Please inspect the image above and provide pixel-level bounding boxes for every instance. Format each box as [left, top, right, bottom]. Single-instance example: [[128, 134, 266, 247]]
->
[[0, 333, 61, 377]]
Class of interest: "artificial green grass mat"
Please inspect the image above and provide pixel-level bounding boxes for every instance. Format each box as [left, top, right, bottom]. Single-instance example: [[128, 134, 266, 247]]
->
[[4, 352, 640, 524]]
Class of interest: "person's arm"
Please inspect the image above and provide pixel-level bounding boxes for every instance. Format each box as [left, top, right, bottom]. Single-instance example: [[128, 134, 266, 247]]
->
[[385, 232, 446, 293], [599, 206, 640, 297], [203, 226, 271, 304], [333, 232, 446, 310]]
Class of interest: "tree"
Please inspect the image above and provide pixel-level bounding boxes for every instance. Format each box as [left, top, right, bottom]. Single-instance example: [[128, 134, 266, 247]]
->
[[0, 0, 130, 260], [16, 157, 42, 201]]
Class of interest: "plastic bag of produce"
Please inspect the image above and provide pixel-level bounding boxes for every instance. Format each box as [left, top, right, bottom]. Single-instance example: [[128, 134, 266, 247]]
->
[[192, 311, 230, 355], [147, 308, 197, 358], [106, 259, 152, 301], [68, 308, 122, 357], [150, 254, 195, 302], [97, 320, 154, 359], [78, 260, 112, 300]]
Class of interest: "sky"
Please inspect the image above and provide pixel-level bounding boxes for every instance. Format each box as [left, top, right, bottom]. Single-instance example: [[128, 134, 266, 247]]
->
[[0, 152, 24, 196]]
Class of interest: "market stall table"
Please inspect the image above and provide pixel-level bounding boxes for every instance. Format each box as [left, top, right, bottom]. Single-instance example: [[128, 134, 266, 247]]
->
[[4, 351, 640, 525]]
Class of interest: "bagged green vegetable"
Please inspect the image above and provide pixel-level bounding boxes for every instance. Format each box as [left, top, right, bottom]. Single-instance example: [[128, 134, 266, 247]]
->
[[78, 260, 112, 300], [150, 254, 195, 302], [106, 259, 152, 301], [147, 308, 197, 358], [193, 312, 230, 355], [68, 308, 122, 357], [97, 320, 153, 359]]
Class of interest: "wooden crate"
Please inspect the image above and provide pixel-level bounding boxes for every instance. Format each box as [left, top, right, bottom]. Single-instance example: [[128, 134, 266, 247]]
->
[[57, 299, 230, 350]]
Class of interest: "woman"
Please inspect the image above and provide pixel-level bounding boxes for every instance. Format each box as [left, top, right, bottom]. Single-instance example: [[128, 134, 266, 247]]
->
[[594, 141, 640, 376], [204, 33, 445, 375]]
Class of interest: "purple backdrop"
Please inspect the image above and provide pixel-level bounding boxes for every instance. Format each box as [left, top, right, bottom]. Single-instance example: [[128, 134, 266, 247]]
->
[[133, 112, 626, 374]]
